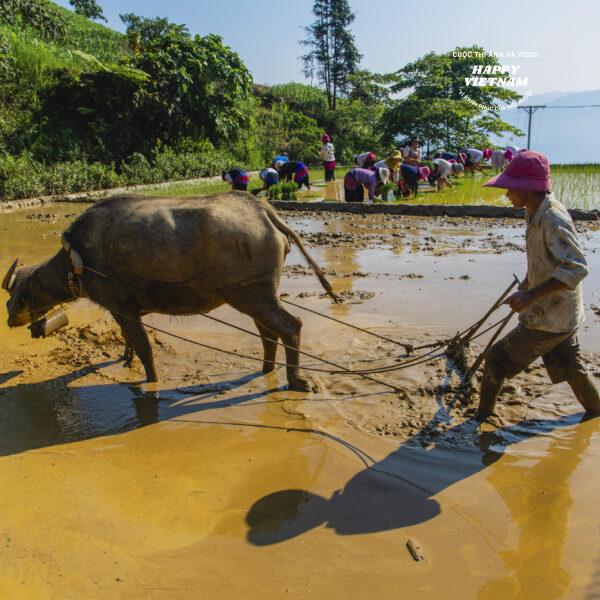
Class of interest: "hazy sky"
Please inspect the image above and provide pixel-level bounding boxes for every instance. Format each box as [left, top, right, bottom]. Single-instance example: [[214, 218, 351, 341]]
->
[[55, 0, 600, 94]]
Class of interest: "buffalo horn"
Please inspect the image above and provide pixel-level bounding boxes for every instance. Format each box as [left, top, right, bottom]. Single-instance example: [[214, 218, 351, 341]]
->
[[1, 258, 19, 291]]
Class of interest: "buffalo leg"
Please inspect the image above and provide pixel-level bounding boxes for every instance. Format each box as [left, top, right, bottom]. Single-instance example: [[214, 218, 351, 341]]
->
[[254, 320, 278, 373], [227, 289, 317, 392], [118, 325, 135, 365], [111, 312, 158, 382]]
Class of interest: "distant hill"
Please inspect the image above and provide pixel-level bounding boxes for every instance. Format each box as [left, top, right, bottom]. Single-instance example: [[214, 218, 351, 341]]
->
[[498, 90, 600, 164]]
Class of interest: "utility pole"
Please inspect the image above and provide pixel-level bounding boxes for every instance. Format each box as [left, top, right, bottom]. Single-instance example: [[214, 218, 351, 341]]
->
[[517, 105, 545, 149]]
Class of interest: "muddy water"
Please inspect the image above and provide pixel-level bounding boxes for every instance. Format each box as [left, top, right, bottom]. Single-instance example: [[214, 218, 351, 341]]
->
[[1, 203, 600, 599]]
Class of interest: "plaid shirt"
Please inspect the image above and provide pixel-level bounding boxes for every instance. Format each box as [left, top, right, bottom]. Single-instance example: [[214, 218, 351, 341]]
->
[[520, 195, 587, 332]]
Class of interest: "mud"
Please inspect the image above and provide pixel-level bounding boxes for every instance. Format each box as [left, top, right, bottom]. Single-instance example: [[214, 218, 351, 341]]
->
[[1, 203, 600, 598]]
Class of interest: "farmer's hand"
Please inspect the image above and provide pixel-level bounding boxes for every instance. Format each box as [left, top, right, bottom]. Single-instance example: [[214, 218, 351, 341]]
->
[[504, 291, 534, 312]]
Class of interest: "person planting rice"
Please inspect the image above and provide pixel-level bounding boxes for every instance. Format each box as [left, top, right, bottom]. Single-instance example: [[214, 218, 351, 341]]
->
[[259, 166, 279, 190], [278, 160, 311, 191], [475, 151, 600, 421], [439, 151, 460, 162], [429, 157, 464, 191], [354, 151, 377, 169], [343, 166, 389, 203], [222, 168, 250, 191], [491, 149, 508, 172], [461, 147, 484, 175], [402, 139, 421, 165], [504, 145, 522, 162], [272, 152, 289, 166], [373, 150, 403, 183], [320, 134, 336, 181]]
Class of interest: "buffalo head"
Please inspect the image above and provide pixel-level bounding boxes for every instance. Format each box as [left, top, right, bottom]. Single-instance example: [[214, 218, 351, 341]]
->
[[3, 258, 56, 328]]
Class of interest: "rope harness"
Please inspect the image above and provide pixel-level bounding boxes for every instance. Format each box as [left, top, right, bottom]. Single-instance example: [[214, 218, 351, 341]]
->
[[55, 238, 518, 391]]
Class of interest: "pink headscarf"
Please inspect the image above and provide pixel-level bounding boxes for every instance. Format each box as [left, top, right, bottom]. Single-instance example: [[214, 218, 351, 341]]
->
[[483, 148, 493, 160], [322, 133, 331, 143], [419, 166, 431, 181], [504, 149, 513, 161]]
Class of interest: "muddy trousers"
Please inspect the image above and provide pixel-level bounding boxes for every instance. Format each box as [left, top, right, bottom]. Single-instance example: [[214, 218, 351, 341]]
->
[[477, 325, 600, 419]]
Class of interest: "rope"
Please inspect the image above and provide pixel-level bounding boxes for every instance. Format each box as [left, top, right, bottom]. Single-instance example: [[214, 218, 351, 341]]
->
[[82, 265, 401, 392], [282, 298, 414, 352], [78, 265, 519, 389]]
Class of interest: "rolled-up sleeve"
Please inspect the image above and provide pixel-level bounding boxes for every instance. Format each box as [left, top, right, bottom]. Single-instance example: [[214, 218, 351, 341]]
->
[[544, 214, 588, 289]]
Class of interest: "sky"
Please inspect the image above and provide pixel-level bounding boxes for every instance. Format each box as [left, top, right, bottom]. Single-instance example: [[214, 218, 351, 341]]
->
[[54, 0, 600, 95]]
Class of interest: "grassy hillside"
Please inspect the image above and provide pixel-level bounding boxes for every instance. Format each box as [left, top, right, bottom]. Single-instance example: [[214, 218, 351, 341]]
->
[[56, 4, 127, 63]]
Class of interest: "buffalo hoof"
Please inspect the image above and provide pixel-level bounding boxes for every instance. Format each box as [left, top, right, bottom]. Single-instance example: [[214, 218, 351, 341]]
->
[[288, 375, 321, 393]]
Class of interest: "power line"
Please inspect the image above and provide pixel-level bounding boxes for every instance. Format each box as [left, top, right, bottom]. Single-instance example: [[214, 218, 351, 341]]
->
[[516, 103, 600, 149], [545, 104, 600, 109]]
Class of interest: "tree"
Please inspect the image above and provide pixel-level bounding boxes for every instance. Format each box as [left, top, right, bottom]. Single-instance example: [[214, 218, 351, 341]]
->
[[119, 13, 188, 54], [69, 0, 106, 22], [254, 101, 322, 164], [392, 46, 521, 108], [301, 0, 361, 111], [347, 70, 393, 105], [0, 0, 67, 40], [35, 27, 252, 163], [383, 46, 523, 152]]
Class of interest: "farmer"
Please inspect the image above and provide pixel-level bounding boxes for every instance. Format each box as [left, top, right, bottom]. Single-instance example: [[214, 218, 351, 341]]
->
[[461, 148, 484, 175], [320, 133, 336, 181], [343, 166, 389, 203], [374, 150, 403, 183], [504, 145, 522, 162], [491, 149, 507, 172], [272, 152, 289, 167], [439, 151, 460, 162], [222, 168, 250, 191], [430, 157, 463, 191], [354, 151, 377, 169], [278, 160, 311, 191], [259, 166, 279, 190], [402, 139, 421, 165], [475, 151, 600, 420], [398, 162, 421, 196]]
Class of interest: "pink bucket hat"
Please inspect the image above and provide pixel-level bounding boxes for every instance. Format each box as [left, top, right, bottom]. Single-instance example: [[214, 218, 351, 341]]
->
[[483, 150, 551, 192], [322, 133, 330, 143]]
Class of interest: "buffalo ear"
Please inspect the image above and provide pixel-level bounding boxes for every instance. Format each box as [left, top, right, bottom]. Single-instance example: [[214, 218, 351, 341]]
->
[[1, 258, 19, 291]]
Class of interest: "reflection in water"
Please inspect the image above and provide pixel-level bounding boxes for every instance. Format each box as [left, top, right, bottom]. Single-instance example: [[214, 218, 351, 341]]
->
[[0, 368, 270, 456], [477, 418, 599, 600], [322, 220, 360, 317]]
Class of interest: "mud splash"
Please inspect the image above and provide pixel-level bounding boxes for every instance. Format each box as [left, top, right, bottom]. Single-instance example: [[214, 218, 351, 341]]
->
[[1, 203, 600, 598]]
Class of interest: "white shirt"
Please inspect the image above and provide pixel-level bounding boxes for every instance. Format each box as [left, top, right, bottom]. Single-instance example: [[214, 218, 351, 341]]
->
[[402, 146, 420, 160], [260, 167, 278, 180], [466, 148, 484, 163], [374, 159, 400, 182], [354, 152, 372, 167], [320, 142, 335, 162], [433, 158, 452, 177], [504, 145, 522, 156], [520, 195, 587, 332]]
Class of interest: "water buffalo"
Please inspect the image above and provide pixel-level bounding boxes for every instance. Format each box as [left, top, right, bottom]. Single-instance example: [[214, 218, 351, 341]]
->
[[3, 192, 337, 391]]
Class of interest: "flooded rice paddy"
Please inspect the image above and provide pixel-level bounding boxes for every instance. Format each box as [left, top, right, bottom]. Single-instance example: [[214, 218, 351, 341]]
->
[[1, 201, 600, 598]]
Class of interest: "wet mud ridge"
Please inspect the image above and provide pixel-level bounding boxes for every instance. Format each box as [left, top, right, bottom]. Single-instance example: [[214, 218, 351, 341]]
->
[[272, 201, 600, 221]]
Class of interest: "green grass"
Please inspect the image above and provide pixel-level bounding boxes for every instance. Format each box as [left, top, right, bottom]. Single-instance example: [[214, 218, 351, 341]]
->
[[137, 164, 600, 210], [415, 165, 600, 209]]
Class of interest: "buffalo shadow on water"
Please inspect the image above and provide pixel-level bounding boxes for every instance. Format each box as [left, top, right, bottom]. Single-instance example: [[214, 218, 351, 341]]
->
[[0, 362, 276, 457]]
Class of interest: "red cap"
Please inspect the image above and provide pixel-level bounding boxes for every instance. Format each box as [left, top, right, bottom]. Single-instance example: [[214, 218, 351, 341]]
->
[[483, 150, 551, 192]]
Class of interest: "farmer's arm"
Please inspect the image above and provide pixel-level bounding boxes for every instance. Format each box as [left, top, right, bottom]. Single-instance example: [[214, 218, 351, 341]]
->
[[368, 176, 377, 200]]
